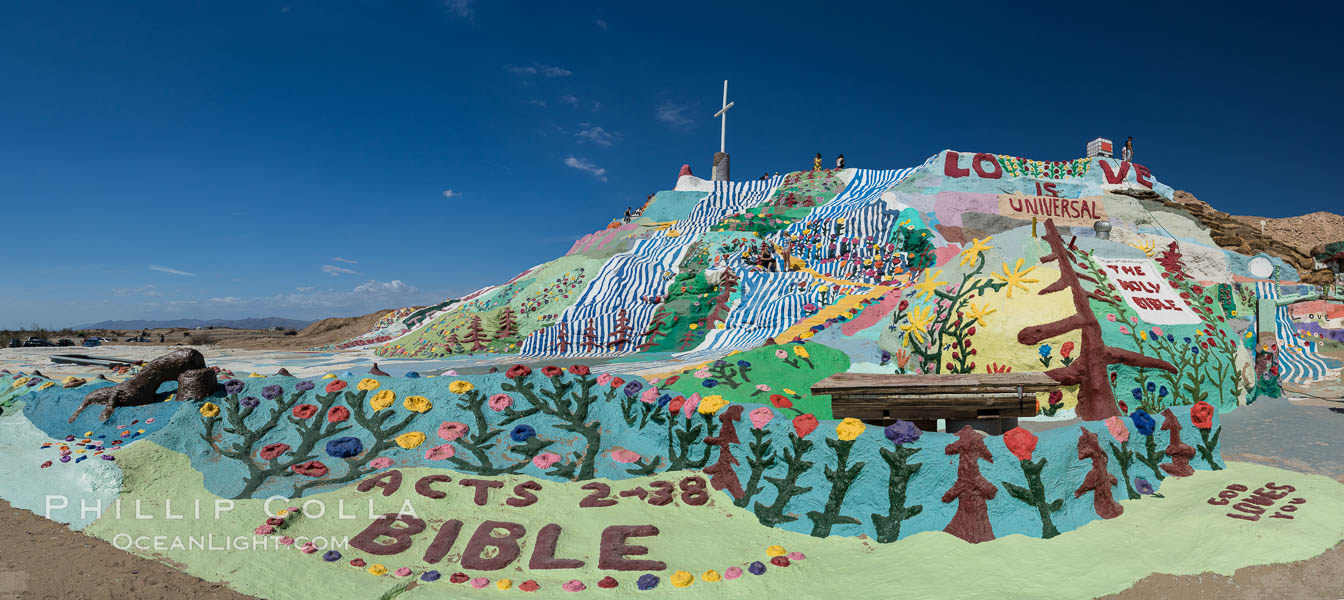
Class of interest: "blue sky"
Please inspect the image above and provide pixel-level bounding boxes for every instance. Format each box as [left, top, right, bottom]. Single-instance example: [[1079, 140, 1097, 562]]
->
[[2, 1, 1339, 328]]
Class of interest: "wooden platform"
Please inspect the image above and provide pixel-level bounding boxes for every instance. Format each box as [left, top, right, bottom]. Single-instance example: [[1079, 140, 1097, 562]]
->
[[811, 372, 1060, 430]]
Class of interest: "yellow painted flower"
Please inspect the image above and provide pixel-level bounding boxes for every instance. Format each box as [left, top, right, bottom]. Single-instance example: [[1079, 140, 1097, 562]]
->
[[783, 388, 796, 395], [702, 570, 722, 582], [912, 269, 948, 301], [199, 402, 220, 418], [698, 395, 728, 415], [448, 380, 473, 394], [370, 389, 396, 412], [670, 570, 694, 587], [800, 331, 815, 339], [959, 236, 993, 266], [766, 545, 788, 557], [992, 258, 1040, 298], [321, 373, 337, 379], [900, 305, 934, 346], [1195, 329, 1204, 336], [12, 377, 29, 389], [367, 564, 387, 576], [836, 417, 866, 441], [1140, 331, 1148, 341], [496, 578, 512, 590], [966, 301, 996, 327], [403, 396, 432, 413], [357, 378, 380, 391], [248, 372, 266, 378], [395, 432, 426, 449], [793, 345, 810, 359], [689, 323, 699, 330]]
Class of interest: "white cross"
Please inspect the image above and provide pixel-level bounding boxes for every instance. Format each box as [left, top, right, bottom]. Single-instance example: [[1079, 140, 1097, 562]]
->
[[713, 79, 734, 154]]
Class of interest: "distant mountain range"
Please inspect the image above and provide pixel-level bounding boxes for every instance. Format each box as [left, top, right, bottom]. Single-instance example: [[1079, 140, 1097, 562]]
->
[[75, 317, 315, 330]]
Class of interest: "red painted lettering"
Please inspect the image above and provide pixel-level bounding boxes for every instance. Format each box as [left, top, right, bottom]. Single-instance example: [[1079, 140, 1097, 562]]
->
[[421, 519, 464, 564], [529, 524, 586, 569], [1133, 164, 1154, 188], [972, 153, 1002, 179], [350, 513, 426, 556], [461, 521, 526, 571], [460, 478, 504, 506], [598, 525, 666, 571], [944, 151, 970, 178], [357, 469, 403, 497], [1099, 160, 1130, 184], [415, 474, 452, 499], [506, 481, 542, 507]]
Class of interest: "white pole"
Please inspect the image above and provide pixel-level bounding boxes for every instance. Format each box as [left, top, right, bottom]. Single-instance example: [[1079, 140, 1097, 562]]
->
[[720, 80, 728, 153]]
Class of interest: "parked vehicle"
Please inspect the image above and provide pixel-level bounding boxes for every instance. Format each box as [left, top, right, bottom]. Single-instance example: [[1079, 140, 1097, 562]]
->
[[57, 339, 75, 347], [22, 337, 54, 347], [82, 338, 102, 347], [7, 338, 21, 348]]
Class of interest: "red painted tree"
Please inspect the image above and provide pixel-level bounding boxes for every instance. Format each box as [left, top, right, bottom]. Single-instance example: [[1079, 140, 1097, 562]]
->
[[581, 319, 598, 353], [1158, 408, 1196, 477], [704, 267, 739, 329], [607, 308, 632, 351], [702, 405, 746, 500], [1017, 219, 1177, 420], [1074, 428, 1123, 519], [460, 316, 488, 351], [495, 307, 518, 340], [637, 311, 674, 351], [444, 331, 462, 354], [555, 322, 569, 354], [941, 426, 997, 543], [1154, 242, 1189, 282]]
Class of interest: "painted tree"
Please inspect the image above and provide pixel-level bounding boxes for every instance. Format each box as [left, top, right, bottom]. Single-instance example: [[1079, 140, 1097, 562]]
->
[[555, 322, 569, 354], [581, 319, 598, 353], [704, 267, 739, 329], [941, 425, 997, 543], [701, 405, 745, 500], [637, 310, 672, 351], [1074, 428, 1123, 519], [607, 308, 632, 351], [495, 306, 518, 340], [1017, 219, 1178, 420], [1154, 241, 1189, 282], [460, 316, 489, 352], [444, 331, 462, 354], [1158, 408, 1196, 477]]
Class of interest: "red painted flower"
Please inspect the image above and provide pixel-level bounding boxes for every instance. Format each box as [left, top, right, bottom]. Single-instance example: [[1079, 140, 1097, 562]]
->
[[291, 404, 318, 419], [664, 376, 679, 386], [258, 443, 291, 460], [769, 394, 792, 409], [291, 460, 328, 477], [1190, 401, 1215, 429], [569, 364, 591, 376], [327, 406, 350, 423], [324, 380, 347, 393], [667, 396, 685, 414], [1060, 341, 1075, 358], [1048, 390, 1063, 405], [541, 365, 563, 378], [1118, 400, 1129, 414], [505, 364, 532, 379], [1003, 427, 1038, 461], [792, 414, 819, 438], [610, 376, 625, 388]]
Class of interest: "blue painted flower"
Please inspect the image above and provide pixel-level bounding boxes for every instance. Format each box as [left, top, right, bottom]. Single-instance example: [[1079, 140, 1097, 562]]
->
[[657, 394, 672, 408], [736, 360, 751, 368], [294, 380, 315, 392], [1191, 347, 1199, 355], [1134, 477, 1155, 495], [1130, 410, 1156, 436], [223, 379, 245, 395], [636, 574, 660, 590], [1183, 337, 1192, 344], [879, 350, 892, 365], [1038, 345, 1052, 358], [1166, 334, 1175, 342], [240, 396, 260, 409], [622, 380, 644, 397], [884, 420, 921, 445], [748, 561, 767, 575], [420, 570, 440, 582], [1158, 386, 1169, 398], [260, 385, 282, 400], [325, 436, 364, 459], [714, 360, 728, 367], [1146, 381, 1156, 393], [1131, 387, 1143, 401], [322, 550, 342, 562], [702, 379, 719, 388], [405, 371, 421, 379], [510, 424, 536, 442]]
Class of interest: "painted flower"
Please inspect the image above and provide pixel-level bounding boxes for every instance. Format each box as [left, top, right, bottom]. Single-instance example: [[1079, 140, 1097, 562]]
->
[[570, 364, 591, 376], [541, 366, 563, 378], [533, 452, 561, 470], [1105, 416, 1130, 442], [639, 387, 659, 404], [1003, 427, 1038, 461], [327, 406, 350, 422], [1119, 325, 1131, 335], [667, 395, 685, 414], [748, 407, 774, 429], [1039, 345, 1052, 358], [596, 374, 612, 386], [775, 349, 788, 360], [793, 345, 810, 359], [223, 379, 245, 395], [325, 436, 364, 459], [769, 394, 793, 409], [610, 448, 641, 463], [395, 432, 426, 449], [401, 395, 431, 413], [693, 369, 711, 379], [702, 379, 719, 388], [291, 460, 329, 477], [261, 385, 283, 400], [425, 444, 455, 461], [488, 394, 512, 412], [1130, 410, 1156, 436], [835, 417, 866, 441], [698, 394, 728, 415], [506, 364, 532, 379], [1106, 313, 1117, 322], [438, 421, 469, 441], [324, 380, 347, 393], [240, 396, 260, 409], [792, 414, 819, 438], [368, 457, 392, 469], [1134, 478, 1155, 495], [1060, 341, 1075, 358], [623, 380, 644, 397], [258, 443, 290, 460], [884, 420, 921, 445], [1190, 401, 1215, 429], [1048, 390, 1064, 405], [448, 380, 474, 394], [510, 424, 536, 442], [357, 378, 380, 391], [755, 383, 771, 392], [199, 402, 220, 418], [295, 380, 315, 392], [610, 376, 625, 388], [291, 404, 318, 419], [370, 389, 395, 411]]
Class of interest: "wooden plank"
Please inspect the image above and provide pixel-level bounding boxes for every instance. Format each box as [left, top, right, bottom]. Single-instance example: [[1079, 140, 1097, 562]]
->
[[830, 393, 1024, 406], [832, 404, 1035, 417], [811, 372, 1058, 394]]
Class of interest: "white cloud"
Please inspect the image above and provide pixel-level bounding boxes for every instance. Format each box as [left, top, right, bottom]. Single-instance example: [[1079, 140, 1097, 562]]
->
[[526, 99, 547, 107], [296, 286, 316, 292], [656, 101, 694, 129], [505, 64, 572, 78], [332, 257, 359, 264], [563, 156, 607, 182], [441, 189, 460, 199], [444, 0, 474, 18], [594, 19, 608, 30], [560, 94, 579, 105], [576, 125, 617, 146], [113, 285, 161, 297], [353, 280, 415, 295], [209, 296, 242, 304], [322, 264, 360, 276], [149, 264, 195, 276]]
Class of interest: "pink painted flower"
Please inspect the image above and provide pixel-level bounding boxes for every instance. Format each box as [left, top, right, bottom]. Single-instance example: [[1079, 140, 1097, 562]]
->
[[1151, 326, 1164, 337], [1118, 325, 1130, 334], [470, 577, 489, 589], [596, 373, 612, 386], [369, 457, 393, 469], [681, 393, 701, 418], [749, 407, 774, 429], [425, 444, 456, 460], [610, 448, 641, 463], [1106, 313, 1117, 322], [1130, 316, 1139, 325], [278, 536, 294, 545], [639, 388, 659, 404], [533, 452, 561, 470], [487, 394, 513, 412], [755, 383, 771, 392], [693, 369, 711, 379], [775, 349, 789, 359], [300, 542, 318, 554], [254, 524, 275, 535], [1104, 416, 1130, 443], [438, 421, 469, 441]]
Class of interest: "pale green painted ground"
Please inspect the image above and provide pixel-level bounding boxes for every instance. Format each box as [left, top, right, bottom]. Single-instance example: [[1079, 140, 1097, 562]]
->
[[86, 442, 1344, 599]]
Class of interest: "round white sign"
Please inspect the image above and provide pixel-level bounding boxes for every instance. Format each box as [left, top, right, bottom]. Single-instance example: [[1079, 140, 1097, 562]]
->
[[1248, 256, 1274, 278]]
